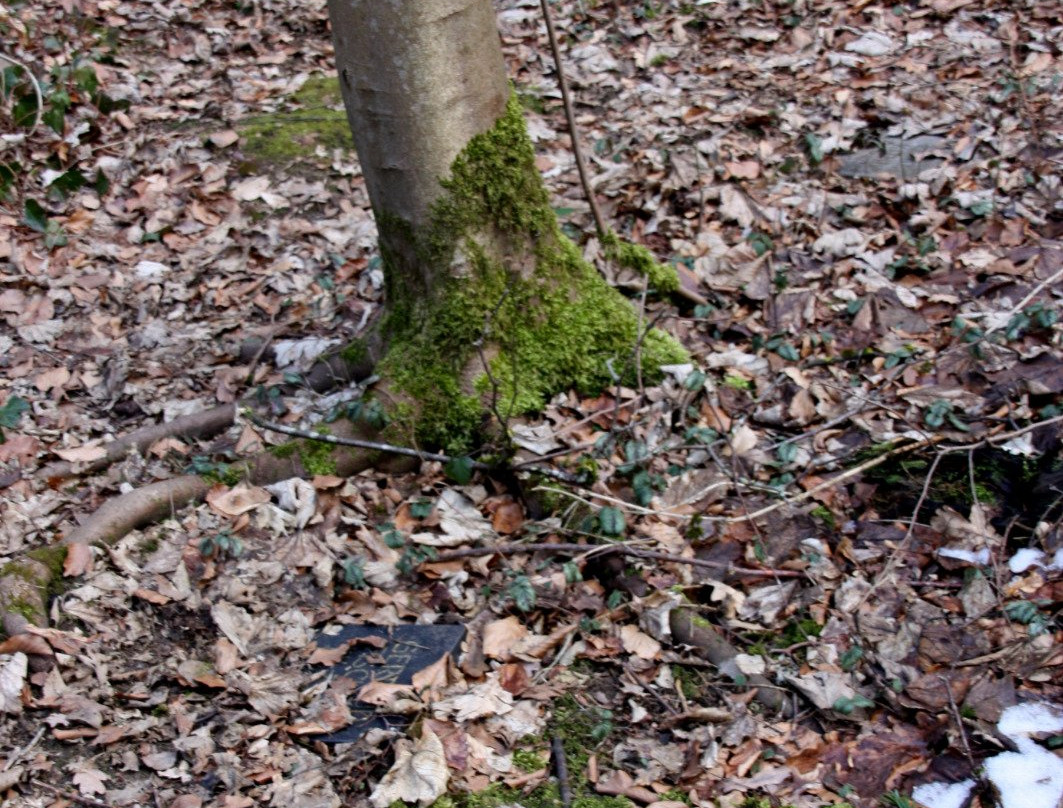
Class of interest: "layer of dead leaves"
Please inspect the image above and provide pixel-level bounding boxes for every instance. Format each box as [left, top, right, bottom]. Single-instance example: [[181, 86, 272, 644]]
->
[[1, 0, 1061, 807]]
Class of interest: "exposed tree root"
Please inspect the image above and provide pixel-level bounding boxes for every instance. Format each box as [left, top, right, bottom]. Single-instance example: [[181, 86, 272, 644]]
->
[[37, 336, 382, 483], [38, 406, 237, 482], [669, 606, 790, 715], [2, 416, 412, 638]]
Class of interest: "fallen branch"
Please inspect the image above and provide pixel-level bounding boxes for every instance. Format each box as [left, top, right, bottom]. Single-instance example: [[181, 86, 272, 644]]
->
[[38, 405, 236, 481], [426, 542, 800, 578], [669, 606, 789, 714], [38, 336, 381, 482], [2, 420, 412, 636], [246, 411, 587, 484]]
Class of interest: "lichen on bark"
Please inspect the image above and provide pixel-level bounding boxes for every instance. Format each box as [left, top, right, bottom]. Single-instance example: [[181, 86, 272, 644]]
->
[[373, 93, 688, 452]]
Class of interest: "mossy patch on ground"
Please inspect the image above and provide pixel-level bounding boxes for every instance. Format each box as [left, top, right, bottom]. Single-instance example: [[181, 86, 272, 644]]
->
[[237, 74, 353, 172], [440, 689, 630, 808]]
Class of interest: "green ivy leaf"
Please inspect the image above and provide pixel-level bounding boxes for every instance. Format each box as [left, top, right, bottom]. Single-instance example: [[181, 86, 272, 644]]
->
[[23, 199, 49, 232], [683, 368, 707, 391], [444, 455, 474, 485], [598, 506, 626, 536], [47, 168, 86, 200], [409, 498, 434, 519], [832, 695, 874, 714], [839, 646, 864, 671], [0, 396, 29, 429], [774, 341, 800, 361], [507, 575, 536, 612]]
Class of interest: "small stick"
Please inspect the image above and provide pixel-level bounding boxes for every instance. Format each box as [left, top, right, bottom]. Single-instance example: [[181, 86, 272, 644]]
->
[[552, 736, 573, 808], [942, 676, 975, 769], [426, 541, 800, 578], [3, 725, 46, 771], [0, 52, 43, 134], [30, 780, 111, 808], [539, 0, 606, 238], [245, 410, 584, 484]]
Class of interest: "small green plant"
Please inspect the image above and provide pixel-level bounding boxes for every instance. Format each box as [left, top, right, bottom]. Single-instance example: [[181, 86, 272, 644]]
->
[[839, 645, 864, 671], [597, 506, 626, 536], [505, 573, 537, 612], [1004, 302, 1058, 341], [748, 231, 773, 257], [198, 530, 244, 560], [723, 374, 753, 390], [833, 694, 874, 714], [923, 399, 969, 431], [0, 396, 29, 442], [338, 556, 367, 588], [756, 333, 799, 361], [809, 504, 836, 529], [1003, 599, 1051, 636], [804, 132, 824, 165], [512, 749, 546, 772], [186, 456, 242, 485], [880, 790, 915, 808], [396, 544, 437, 576], [883, 343, 919, 369]]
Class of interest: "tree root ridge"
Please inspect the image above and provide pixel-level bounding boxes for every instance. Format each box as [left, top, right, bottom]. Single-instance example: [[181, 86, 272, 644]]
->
[[37, 336, 381, 483], [4, 338, 390, 639]]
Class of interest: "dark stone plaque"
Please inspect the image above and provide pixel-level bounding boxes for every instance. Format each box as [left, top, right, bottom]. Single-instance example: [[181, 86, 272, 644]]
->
[[312, 623, 466, 743]]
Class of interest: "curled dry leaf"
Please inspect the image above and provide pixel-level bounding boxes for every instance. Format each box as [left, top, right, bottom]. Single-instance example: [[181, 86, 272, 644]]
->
[[369, 724, 449, 808], [619, 624, 662, 661], [482, 615, 528, 661], [63, 541, 93, 577], [206, 482, 271, 517], [0, 652, 28, 714], [53, 443, 108, 463]]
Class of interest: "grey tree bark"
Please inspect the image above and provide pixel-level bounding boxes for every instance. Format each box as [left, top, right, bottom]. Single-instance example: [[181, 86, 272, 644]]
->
[[325, 0, 686, 451], [327, 0, 509, 294]]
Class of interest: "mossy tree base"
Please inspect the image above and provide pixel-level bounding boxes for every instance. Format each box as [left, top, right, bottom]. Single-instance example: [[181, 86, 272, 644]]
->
[[369, 94, 687, 453]]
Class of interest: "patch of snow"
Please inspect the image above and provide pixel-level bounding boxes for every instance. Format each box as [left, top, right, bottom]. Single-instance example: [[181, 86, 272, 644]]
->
[[912, 780, 974, 808], [1008, 548, 1063, 573], [937, 547, 991, 565], [917, 703, 1063, 808]]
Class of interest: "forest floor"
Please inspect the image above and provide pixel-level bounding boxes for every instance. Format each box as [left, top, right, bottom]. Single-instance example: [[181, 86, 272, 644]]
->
[[1, 0, 1062, 807]]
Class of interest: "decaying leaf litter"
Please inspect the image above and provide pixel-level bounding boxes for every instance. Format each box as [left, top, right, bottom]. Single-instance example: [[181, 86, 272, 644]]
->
[[1, 0, 1061, 806]]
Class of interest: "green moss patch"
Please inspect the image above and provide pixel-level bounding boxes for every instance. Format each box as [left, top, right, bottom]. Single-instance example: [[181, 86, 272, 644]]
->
[[376, 93, 687, 452], [237, 74, 353, 171]]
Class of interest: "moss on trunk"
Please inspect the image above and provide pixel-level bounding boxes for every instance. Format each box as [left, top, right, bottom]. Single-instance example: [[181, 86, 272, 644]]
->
[[373, 94, 687, 452]]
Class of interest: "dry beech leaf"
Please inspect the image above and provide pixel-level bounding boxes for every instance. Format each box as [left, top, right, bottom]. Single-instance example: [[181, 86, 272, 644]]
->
[[482, 616, 527, 660], [63, 542, 93, 577], [490, 500, 524, 534], [369, 724, 449, 808], [497, 662, 529, 695], [206, 482, 271, 517], [0, 652, 28, 714], [619, 625, 662, 660], [0, 633, 53, 657], [53, 443, 108, 463], [71, 763, 109, 797]]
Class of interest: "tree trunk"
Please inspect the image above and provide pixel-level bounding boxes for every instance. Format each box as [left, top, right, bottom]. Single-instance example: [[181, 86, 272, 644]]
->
[[327, 0, 686, 452]]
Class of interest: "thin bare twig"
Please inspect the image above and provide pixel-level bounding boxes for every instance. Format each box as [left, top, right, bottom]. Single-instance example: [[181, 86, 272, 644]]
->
[[539, 0, 606, 238], [426, 541, 801, 578], [942, 675, 975, 768], [0, 51, 43, 135], [552, 736, 573, 808], [245, 411, 584, 484]]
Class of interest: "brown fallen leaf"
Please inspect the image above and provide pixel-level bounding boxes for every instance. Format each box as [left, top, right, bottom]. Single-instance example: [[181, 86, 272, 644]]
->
[[482, 615, 527, 661], [369, 724, 449, 808], [206, 482, 271, 517], [63, 541, 93, 577], [53, 443, 108, 463]]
